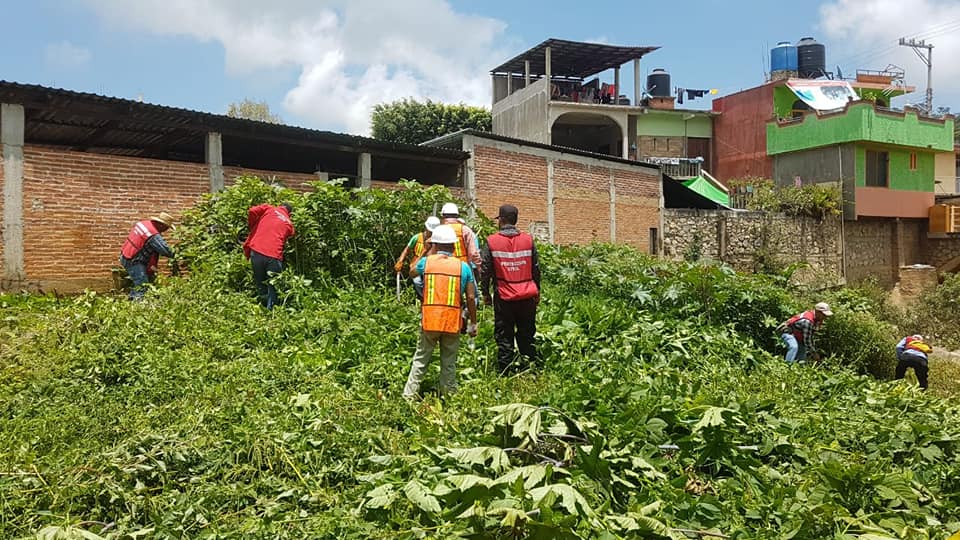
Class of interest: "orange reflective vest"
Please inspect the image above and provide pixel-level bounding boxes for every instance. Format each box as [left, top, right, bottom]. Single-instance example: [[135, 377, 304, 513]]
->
[[905, 336, 931, 354], [448, 222, 468, 262], [785, 311, 817, 342], [413, 233, 428, 258], [487, 232, 538, 301], [422, 255, 464, 334]]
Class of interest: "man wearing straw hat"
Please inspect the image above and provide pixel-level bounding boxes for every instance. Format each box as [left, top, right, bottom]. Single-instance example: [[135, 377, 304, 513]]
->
[[119, 212, 176, 301]]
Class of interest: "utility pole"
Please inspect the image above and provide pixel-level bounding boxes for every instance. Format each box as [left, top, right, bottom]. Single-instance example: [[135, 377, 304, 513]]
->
[[899, 37, 934, 114]]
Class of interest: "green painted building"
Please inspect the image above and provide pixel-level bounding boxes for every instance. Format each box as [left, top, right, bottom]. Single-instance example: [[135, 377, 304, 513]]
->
[[766, 95, 955, 219]]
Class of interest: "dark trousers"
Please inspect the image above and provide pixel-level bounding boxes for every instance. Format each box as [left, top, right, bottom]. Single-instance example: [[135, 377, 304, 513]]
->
[[251, 250, 283, 309], [494, 297, 538, 372], [896, 356, 929, 389]]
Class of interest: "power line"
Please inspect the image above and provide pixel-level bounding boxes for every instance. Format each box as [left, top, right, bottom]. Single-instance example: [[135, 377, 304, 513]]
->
[[899, 37, 934, 113]]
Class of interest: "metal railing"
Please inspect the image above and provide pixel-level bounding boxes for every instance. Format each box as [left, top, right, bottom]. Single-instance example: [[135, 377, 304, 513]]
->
[[642, 157, 702, 178]]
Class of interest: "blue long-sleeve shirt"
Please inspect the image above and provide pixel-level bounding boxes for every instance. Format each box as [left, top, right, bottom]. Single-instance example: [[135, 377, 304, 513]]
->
[[125, 234, 174, 266]]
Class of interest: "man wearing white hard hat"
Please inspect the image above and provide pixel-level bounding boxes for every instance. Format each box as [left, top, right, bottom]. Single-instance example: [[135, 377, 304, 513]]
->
[[394, 216, 441, 300], [403, 224, 478, 399], [119, 212, 176, 301], [439, 202, 482, 275], [777, 302, 833, 363]]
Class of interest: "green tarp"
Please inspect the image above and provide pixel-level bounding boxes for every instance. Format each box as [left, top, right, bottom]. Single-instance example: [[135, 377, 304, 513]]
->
[[682, 176, 730, 206]]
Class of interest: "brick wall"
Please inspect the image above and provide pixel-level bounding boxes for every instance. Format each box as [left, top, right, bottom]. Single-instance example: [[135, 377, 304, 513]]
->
[[222, 166, 321, 191], [637, 136, 684, 159], [471, 140, 660, 251], [21, 146, 210, 291]]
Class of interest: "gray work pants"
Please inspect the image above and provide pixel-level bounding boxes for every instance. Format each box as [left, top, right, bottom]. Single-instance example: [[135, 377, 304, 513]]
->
[[403, 330, 460, 398]]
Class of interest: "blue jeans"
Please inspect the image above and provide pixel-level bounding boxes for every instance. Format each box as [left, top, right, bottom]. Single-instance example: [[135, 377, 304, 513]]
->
[[122, 259, 150, 301], [781, 333, 807, 363], [251, 250, 283, 309]]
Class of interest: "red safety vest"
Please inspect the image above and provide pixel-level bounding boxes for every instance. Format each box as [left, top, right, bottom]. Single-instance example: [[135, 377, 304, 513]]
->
[[244, 205, 295, 260], [785, 311, 817, 342], [487, 232, 538, 301], [121, 220, 159, 260], [422, 255, 464, 334]]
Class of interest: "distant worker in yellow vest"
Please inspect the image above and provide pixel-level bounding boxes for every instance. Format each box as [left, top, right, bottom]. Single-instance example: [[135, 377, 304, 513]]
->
[[402, 225, 478, 399], [896, 334, 932, 390], [394, 216, 441, 300], [439, 202, 483, 275]]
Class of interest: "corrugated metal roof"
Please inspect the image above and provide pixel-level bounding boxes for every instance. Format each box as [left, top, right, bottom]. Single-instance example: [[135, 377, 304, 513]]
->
[[491, 38, 659, 79], [0, 81, 469, 162]]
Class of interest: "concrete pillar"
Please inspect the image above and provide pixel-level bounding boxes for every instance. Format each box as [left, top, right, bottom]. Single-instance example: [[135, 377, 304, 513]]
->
[[633, 58, 641, 105], [614, 67, 620, 104], [622, 133, 629, 159], [205, 132, 224, 192], [507, 72, 513, 96], [544, 46, 552, 83], [357, 152, 372, 188], [1, 103, 25, 285], [524, 60, 531, 86], [609, 171, 617, 243], [462, 135, 477, 217], [547, 159, 555, 243], [315, 171, 329, 182]]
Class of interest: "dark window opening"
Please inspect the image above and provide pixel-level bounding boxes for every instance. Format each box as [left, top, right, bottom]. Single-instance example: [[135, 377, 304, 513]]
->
[[649, 228, 659, 255], [865, 150, 889, 187], [909, 152, 917, 171]]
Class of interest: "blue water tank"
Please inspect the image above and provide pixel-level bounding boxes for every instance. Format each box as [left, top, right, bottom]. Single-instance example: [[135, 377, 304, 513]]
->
[[771, 41, 798, 72]]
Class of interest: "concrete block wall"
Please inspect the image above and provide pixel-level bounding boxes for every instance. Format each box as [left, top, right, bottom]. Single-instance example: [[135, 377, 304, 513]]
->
[[662, 209, 844, 285]]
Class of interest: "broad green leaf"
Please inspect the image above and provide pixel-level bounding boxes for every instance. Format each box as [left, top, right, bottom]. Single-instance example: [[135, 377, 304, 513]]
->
[[364, 484, 397, 509], [693, 406, 734, 432], [530, 483, 593, 517], [403, 480, 441, 515], [445, 447, 511, 473], [496, 464, 550, 489]]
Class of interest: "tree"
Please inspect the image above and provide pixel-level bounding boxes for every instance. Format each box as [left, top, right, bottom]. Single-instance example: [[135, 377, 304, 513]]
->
[[370, 99, 491, 145], [226, 99, 282, 124]]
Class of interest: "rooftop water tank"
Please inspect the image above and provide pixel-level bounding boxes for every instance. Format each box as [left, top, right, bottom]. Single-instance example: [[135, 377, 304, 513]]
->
[[647, 68, 671, 97], [771, 41, 798, 72], [797, 37, 826, 78]]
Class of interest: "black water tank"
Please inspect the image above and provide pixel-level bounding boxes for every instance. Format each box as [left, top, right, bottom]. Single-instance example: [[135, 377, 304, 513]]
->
[[647, 68, 671, 97], [797, 37, 825, 78]]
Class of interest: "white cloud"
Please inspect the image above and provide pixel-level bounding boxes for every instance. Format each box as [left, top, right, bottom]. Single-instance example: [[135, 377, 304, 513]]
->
[[819, 0, 960, 111], [81, 0, 511, 134], [44, 41, 92, 69]]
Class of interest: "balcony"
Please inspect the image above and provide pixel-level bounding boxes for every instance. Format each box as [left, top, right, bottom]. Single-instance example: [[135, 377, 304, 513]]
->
[[767, 101, 955, 155]]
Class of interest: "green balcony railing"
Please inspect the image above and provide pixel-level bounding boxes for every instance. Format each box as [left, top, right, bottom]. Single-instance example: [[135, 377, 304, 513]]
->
[[766, 102, 954, 155]]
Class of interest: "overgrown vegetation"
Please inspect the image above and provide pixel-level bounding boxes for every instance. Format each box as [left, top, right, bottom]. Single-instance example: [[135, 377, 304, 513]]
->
[[729, 178, 842, 219], [370, 98, 492, 145], [1, 179, 959, 539]]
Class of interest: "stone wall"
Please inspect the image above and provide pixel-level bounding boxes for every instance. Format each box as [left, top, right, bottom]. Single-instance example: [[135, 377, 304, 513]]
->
[[662, 209, 843, 285]]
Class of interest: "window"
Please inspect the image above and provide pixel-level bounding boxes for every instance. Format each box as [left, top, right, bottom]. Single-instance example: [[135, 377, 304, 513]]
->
[[909, 152, 917, 171], [865, 150, 889, 187]]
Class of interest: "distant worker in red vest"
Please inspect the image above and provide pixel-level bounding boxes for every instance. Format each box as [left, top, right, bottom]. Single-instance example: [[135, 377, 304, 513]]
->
[[119, 212, 176, 301], [777, 302, 833, 363], [481, 204, 541, 374], [439, 202, 482, 275], [243, 203, 295, 309], [895, 334, 933, 390], [402, 224, 478, 399], [394, 216, 441, 300]]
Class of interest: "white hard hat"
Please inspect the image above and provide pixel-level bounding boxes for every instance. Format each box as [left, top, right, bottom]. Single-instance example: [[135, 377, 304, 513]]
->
[[441, 202, 459, 216], [424, 216, 440, 232], [430, 224, 458, 244]]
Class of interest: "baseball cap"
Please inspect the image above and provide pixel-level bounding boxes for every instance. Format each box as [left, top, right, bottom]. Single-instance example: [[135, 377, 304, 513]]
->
[[814, 302, 833, 316], [495, 204, 518, 220]]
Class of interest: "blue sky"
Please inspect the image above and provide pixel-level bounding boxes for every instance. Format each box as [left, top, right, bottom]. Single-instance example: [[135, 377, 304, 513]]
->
[[3, 0, 959, 134]]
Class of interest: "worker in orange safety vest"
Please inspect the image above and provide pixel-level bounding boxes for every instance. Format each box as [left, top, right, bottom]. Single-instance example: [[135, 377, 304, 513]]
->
[[402, 224, 478, 399], [119, 212, 176, 301], [777, 302, 833, 363]]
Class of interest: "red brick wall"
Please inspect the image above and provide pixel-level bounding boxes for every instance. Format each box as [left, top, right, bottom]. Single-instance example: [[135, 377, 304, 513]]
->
[[473, 144, 548, 229], [222, 166, 320, 191], [712, 85, 774, 182], [21, 146, 209, 291], [471, 140, 660, 250]]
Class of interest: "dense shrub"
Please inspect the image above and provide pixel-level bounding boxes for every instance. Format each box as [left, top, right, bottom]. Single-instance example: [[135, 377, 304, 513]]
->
[[903, 272, 960, 350]]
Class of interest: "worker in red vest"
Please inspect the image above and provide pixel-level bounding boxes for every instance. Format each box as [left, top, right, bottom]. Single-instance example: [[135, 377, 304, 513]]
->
[[243, 203, 295, 309], [402, 225, 478, 399], [777, 302, 833, 363], [481, 204, 541, 374], [119, 212, 176, 301]]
